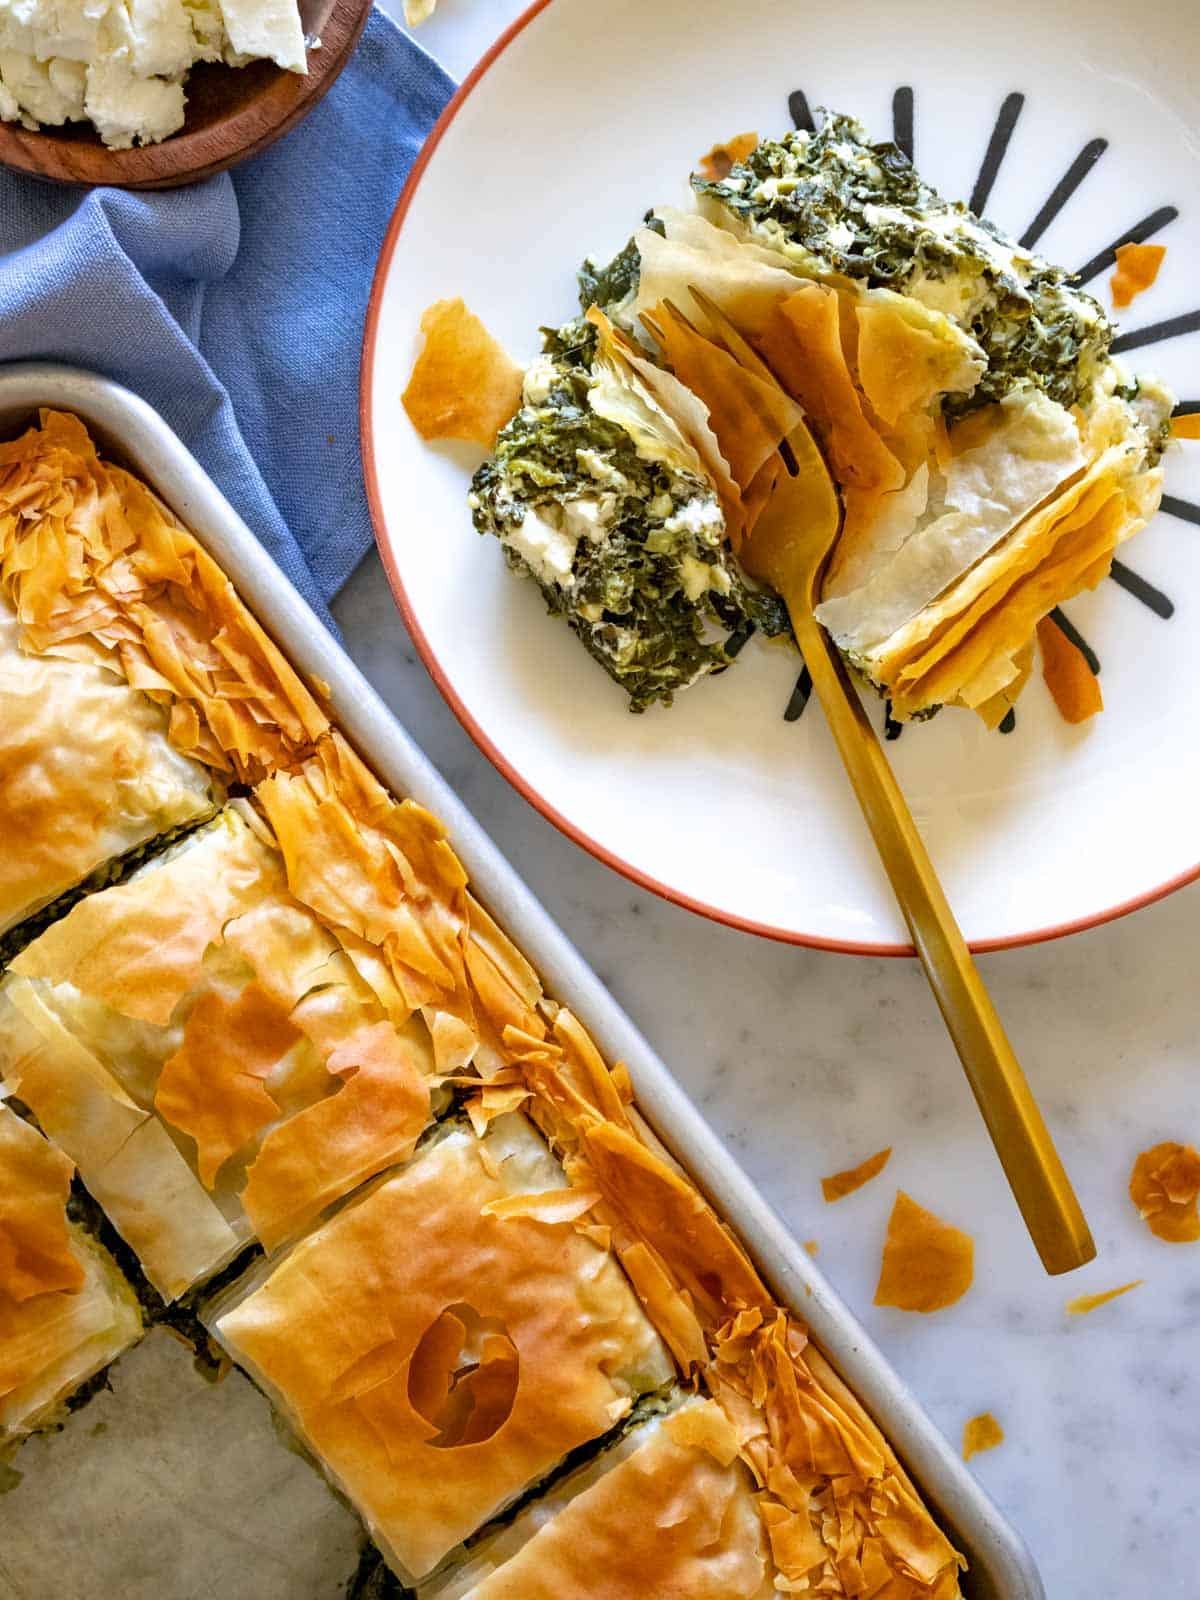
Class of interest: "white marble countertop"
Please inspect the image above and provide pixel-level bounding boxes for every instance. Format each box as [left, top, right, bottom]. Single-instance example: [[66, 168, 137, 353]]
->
[[357, 5, 1200, 1594]]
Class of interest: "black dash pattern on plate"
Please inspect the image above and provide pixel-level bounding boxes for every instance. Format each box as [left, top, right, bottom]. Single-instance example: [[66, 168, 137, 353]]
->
[[997, 708, 1017, 734], [783, 665, 813, 722], [723, 623, 755, 659], [1019, 137, 1108, 249], [1073, 205, 1180, 287], [892, 87, 914, 162], [969, 92, 1024, 216], [883, 699, 903, 740], [1109, 558, 1175, 619], [788, 89, 816, 133], [1111, 308, 1200, 354], [1048, 607, 1100, 673], [1160, 494, 1200, 529]]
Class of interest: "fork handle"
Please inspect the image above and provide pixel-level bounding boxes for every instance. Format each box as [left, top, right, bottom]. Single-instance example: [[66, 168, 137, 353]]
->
[[793, 610, 1095, 1275]]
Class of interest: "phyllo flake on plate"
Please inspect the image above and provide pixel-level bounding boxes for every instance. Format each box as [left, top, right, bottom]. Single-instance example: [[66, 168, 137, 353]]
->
[[0, 1103, 141, 1437], [419, 1394, 776, 1600], [0, 801, 439, 1299], [211, 1112, 674, 1586]]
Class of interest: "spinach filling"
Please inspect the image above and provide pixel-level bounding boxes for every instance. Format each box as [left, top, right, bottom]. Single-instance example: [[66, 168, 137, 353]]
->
[[469, 302, 787, 713], [694, 111, 1113, 419]]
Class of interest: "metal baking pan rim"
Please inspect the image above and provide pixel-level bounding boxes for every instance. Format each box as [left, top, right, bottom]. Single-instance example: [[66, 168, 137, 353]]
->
[[0, 360, 1044, 1600]]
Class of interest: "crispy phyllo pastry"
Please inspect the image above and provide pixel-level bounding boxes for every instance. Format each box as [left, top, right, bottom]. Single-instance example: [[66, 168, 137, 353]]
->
[[1129, 1140, 1200, 1243], [451, 109, 1178, 729], [1036, 614, 1103, 724], [874, 1191, 975, 1313], [0, 410, 330, 785], [696, 131, 759, 184], [1065, 1280, 1142, 1316], [0, 597, 217, 941], [0, 1104, 141, 1437], [508, 1016, 965, 1597], [1110, 242, 1166, 310], [403, 298, 525, 449], [0, 803, 438, 1298], [961, 1412, 1004, 1462], [821, 1145, 891, 1202], [420, 1395, 776, 1599], [211, 1114, 673, 1586]]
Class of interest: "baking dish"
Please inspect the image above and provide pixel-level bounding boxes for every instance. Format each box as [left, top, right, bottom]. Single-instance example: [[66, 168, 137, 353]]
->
[[0, 361, 1043, 1599]]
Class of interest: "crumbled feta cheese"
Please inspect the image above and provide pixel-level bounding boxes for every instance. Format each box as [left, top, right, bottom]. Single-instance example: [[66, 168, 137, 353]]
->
[[0, 0, 108, 64], [677, 554, 732, 600], [502, 508, 579, 589], [84, 48, 183, 146], [576, 447, 631, 494], [561, 495, 614, 544], [215, 0, 303, 70], [678, 555, 712, 601], [113, 0, 195, 77], [824, 219, 855, 253], [662, 495, 723, 541], [182, 0, 223, 57], [0, 75, 23, 121], [522, 355, 558, 407], [907, 268, 977, 321], [0, 49, 84, 123], [0, 0, 306, 145]]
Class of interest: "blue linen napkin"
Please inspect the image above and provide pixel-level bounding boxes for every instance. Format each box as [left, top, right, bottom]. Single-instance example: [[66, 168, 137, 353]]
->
[[0, 9, 455, 629]]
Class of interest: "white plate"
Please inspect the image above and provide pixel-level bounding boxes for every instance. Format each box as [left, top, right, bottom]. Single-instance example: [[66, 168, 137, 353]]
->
[[363, 0, 1200, 954]]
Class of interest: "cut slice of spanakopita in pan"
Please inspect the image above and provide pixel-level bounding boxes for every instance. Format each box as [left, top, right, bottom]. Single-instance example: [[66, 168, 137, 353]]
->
[[209, 1112, 674, 1588], [0, 800, 441, 1300], [418, 1393, 777, 1600], [0, 595, 219, 944], [0, 1103, 142, 1439]]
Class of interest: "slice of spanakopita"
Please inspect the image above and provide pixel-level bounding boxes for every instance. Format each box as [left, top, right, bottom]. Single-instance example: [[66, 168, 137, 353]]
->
[[0, 1103, 142, 1438], [418, 1393, 777, 1600], [686, 113, 1173, 722], [210, 1112, 674, 1587], [0, 594, 218, 943], [468, 294, 791, 712], [0, 801, 439, 1299]]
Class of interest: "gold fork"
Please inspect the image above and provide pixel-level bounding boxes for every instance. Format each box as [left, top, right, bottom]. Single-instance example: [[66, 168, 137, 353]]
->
[[679, 286, 1095, 1276]]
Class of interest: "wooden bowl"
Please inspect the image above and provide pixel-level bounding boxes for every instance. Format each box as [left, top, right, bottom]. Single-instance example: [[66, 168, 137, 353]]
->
[[0, 0, 370, 189]]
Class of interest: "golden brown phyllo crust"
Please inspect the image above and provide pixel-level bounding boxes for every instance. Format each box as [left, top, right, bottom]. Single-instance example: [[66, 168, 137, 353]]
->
[[0, 412, 965, 1597], [0, 1104, 142, 1437], [0, 410, 329, 782]]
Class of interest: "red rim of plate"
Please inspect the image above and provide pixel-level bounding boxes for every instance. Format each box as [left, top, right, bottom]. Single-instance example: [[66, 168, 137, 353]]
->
[[359, 0, 1200, 957]]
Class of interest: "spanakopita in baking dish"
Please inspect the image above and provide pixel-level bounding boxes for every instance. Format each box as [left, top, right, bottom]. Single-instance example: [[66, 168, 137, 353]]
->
[[0, 410, 968, 1599]]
